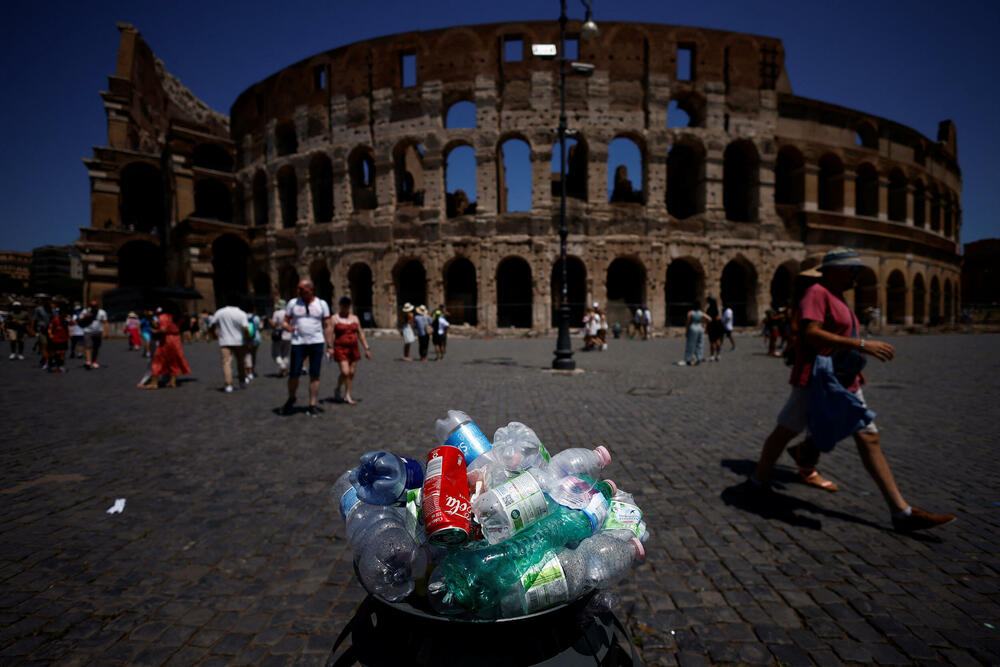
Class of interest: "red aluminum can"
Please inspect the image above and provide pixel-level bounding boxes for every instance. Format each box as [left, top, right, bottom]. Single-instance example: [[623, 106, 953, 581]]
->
[[422, 445, 471, 545]]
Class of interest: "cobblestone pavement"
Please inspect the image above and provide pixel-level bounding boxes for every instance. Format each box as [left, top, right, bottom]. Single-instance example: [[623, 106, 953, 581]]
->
[[2, 332, 999, 666]]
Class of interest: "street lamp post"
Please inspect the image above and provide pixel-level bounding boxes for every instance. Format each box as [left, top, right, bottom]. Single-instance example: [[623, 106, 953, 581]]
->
[[552, 0, 597, 371]]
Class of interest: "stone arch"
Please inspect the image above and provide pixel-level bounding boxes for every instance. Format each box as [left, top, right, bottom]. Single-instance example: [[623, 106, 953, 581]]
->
[[817, 153, 844, 212], [855, 120, 878, 149], [665, 257, 705, 326], [608, 135, 645, 204], [252, 170, 268, 227], [310, 154, 334, 222], [928, 183, 941, 232], [888, 169, 907, 222], [277, 165, 298, 227], [855, 162, 879, 217], [943, 191, 954, 238], [395, 258, 427, 312], [252, 271, 271, 304], [770, 261, 798, 309], [349, 146, 377, 211], [348, 263, 375, 327], [444, 100, 477, 129], [667, 92, 706, 128], [120, 162, 164, 234], [497, 256, 533, 328], [774, 146, 805, 206], [944, 278, 953, 323], [551, 136, 588, 202], [309, 259, 333, 309], [444, 256, 478, 326], [192, 143, 233, 172], [723, 140, 759, 222], [194, 178, 233, 222], [498, 136, 532, 213], [912, 273, 926, 324], [117, 240, 165, 287], [720, 257, 758, 325], [393, 140, 425, 206], [666, 138, 705, 219], [912, 179, 926, 228], [929, 275, 941, 324], [854, 266, 878, 320], [606, 257, 646, 326], [550, 255, 587, 327], [278, 263, 299, 300], [886, 269, 906, 324], [212, 234, 249, 306], [444, 141, 477, 217], [275, 121, 298, 156]]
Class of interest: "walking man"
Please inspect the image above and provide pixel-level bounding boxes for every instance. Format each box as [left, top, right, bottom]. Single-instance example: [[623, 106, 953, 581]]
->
[[210, 296, 249, 393], [79, 299, 109, 369], [281, 279, 331, 416], [721, 303, 735, 350], [746, 248, 955, 532]]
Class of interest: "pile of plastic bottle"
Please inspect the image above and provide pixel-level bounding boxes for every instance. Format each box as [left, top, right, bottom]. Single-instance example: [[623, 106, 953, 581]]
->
[[331, 410, 648, 620]]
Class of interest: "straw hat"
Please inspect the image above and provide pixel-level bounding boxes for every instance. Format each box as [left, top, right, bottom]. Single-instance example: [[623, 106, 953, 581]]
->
[[402, 302, 414, 313], [127, 311, 137, 319], [416, 304, 428, 315], [799, 253, 825, 278]]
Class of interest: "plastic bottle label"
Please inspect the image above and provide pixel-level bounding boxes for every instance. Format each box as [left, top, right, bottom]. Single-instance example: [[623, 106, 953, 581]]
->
[[580, 493, 610, 534], [520, 553, 569, 613], [444, 422, 492, 464], [491, 472, 549, 539], [605, 500, 644, 538], [538, 443, 551, 463], [405, 488, 422, 539], [339, 486, 359, 519]]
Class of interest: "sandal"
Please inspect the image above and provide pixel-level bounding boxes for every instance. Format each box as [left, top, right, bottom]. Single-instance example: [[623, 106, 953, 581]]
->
[[798, 470, 838, 492]]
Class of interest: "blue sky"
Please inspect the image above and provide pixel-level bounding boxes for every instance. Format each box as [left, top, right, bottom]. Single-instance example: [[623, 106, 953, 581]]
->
[[1, 0, 997, 252]]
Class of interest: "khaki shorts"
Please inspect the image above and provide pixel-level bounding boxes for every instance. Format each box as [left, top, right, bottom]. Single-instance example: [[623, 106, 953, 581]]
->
[[777, 385, 878, 436]]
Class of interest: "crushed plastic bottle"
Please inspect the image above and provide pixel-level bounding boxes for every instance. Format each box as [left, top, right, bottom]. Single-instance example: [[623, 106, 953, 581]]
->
[[352, 506, 427, 602], [350, 451, 424, 505], [603, 488, 649, 542]]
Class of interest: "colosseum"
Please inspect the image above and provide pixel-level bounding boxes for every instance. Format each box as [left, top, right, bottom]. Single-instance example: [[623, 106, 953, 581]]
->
[[79, 21, 962, 332]]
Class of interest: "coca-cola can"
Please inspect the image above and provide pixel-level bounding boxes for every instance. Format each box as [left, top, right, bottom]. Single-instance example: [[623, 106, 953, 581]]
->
[[422, 445, 471, 545]]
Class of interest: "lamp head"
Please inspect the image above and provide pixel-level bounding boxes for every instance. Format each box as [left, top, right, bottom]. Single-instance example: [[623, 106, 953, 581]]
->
[[580, 18, 599, 40]]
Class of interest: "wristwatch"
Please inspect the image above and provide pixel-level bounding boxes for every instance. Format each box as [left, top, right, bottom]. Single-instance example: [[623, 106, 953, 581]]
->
[[859, 339, 865, 350]]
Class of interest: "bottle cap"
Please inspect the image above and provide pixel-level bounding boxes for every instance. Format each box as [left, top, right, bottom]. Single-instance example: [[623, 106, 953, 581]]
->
[[601, 479, 617, 496], [631, 537, 645, 561], [594, 445, 611, 467]]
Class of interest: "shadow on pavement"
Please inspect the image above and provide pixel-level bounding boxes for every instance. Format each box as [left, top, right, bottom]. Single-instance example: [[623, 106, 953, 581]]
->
[[720, 458, 887, 532]]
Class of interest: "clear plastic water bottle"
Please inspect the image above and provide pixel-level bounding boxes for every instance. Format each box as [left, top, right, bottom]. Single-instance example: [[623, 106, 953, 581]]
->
[[535, 446, 611, 489], [545, 475, 616, 511], [434, 410, 492, 465], [494, 533, 645, 617], [471, 471, 556, 544], [354, 518, 428, 602], [427, 484, 613, 614], [490, 421, 551, 471], [350, 451, 424, 505], [603, 488, 650, 542]]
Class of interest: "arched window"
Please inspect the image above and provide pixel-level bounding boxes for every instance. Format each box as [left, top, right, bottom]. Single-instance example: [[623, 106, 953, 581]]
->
[[942, 192, 954, 238], [888, 169, 907, 222], [770, 264, 794, 309], [445, 258, 478, 326], [394, 142, 425, 206], [606, 258, 646, 326], [120, 162, 164, 234], [928, 185, 940, 232], [912, 180, 926, 228], [550, 256, 586, 326], [194, 179, 233, 222], [275, 121, 298, 156], [396, 260, 427, 312], [445, 144, 477, 217], [667, 142, 704, 219], [310, 260, 333, 309], [665, 259, 702, 325], [608, 137, 643, 204], [855, 163, 879, 217], [310, 154, 334, 222], [912, 274, 926, 324], [496, 257, 532, 328], [349, 263, 375, 328], [774, 147, 805, 206], [855, 122, 878, 149], [929, 276, 941, 324], [667, 94, 704, 128], [667, 100, 690, 128], [723, 141, 759, 222], [886, 270, 906, 324], [192, 144, 233, 172], [817, 154, 844, 212], [349, 147, 377, 211], [445, 100, 477, 129], [944, 279, 953, 322], [252, 171, 268, 227], [551, 137, 588, 202], [720, 259, 758, 325], [277, 166, 298, 228], [278, 264, 299, 301], [498, 138, 532, 213]]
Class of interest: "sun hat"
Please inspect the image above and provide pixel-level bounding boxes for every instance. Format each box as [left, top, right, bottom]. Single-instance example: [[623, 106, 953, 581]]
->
[[416, 304, 428, 315], [127, 311, 137, 319], [799, 253, 825, 278], [402, 302, 414, 313], [819, 247, 862, 271], [276, 299, 287, 309]]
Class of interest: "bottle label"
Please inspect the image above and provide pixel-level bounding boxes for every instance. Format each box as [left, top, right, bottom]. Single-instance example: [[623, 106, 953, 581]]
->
[[538, 443, 551, 463], [605, 500, 644, 538], [339, 486, 359, 519], [492, 472, 549, 540], [444, 422, 492, 464], [520, 553, 569, 613], [580, 493, 609, 534], [405, 488, 422, 539]]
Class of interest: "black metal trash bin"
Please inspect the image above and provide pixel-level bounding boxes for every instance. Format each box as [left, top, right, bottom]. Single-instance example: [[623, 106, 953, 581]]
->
[[327, 593, 640, 666]]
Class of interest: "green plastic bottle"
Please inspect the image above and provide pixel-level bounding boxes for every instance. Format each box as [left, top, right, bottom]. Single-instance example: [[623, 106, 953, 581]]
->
[[427, 480, 614, 614]]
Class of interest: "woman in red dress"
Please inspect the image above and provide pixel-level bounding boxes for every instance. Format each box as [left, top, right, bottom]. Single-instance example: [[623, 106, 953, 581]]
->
[[329, 296, 371, 405], [146, 306, 191, 388]]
